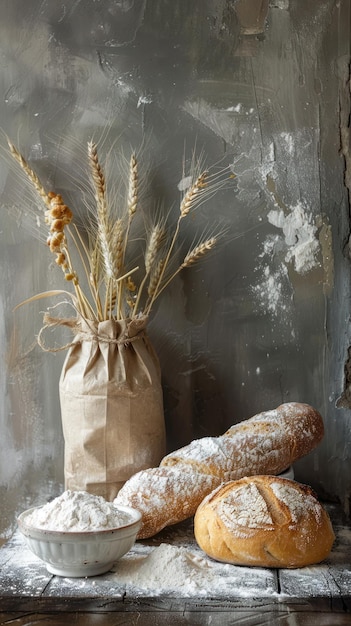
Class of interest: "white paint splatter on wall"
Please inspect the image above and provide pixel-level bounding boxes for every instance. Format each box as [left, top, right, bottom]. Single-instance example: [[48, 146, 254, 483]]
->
[[267, 204, 320, 274], [252, 203, 320, 316]]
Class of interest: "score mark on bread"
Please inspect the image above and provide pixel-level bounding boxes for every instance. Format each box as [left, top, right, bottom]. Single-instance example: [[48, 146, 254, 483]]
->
[[194, 476, 335, 568]]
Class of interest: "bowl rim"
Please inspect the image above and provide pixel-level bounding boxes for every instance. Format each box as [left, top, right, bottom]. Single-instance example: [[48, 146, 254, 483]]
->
[[17, 503, 142, 538]]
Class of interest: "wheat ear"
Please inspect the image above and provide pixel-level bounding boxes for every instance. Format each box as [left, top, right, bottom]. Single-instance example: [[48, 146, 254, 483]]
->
[[127, 153, 138, 216], [88, 141, 121, 319], [132, 224, 166, 316], [181, 237, 217, 268], [7, 139, 50, 208], [146, 258, 165, 299], [116, 153, 138, 318], [179, 171, 208, 218], [149, 237, 218, 304], [7, 140, 92, 318], [121, 152, 138, 265], [88, 141, 115, 277], [144, 171, 209, 315]]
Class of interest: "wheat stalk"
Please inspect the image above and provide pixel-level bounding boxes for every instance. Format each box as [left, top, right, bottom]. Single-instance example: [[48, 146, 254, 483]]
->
[[111, 219, 125, 276], [179, 171, 208, 218], [127, 153, 138, 216], [181, 237, 217, 268], [143, 171, 210, 315], [7, 137, 226, 324], [88, 142, 115, 279], [68, 225, 103, 321], [88, 141, 105, 201], [146, 258, 165, 300], [7, 139, 50, 208], [146, 237, 218, 306], [116, 153, 139, 317], [145, 225, 166, 272], [132, 224, 167, 315], [7, 142, 94, 318]]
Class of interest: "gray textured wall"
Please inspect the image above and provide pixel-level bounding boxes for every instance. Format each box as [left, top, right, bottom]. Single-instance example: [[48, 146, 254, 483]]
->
[[1, 0, 351, 540]]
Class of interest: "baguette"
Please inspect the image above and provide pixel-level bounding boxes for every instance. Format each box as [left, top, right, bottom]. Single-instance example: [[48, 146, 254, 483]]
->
[[194, 475, 335, 568], [114, 402, 324, 538]]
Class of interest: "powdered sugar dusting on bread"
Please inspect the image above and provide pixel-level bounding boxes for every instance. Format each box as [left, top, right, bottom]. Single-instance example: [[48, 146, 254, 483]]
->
[[218, 483, 274, 537], [270, 480, 322, 526]]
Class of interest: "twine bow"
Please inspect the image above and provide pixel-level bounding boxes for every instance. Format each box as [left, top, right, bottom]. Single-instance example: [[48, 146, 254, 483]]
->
[[37, 312, 146, 353]]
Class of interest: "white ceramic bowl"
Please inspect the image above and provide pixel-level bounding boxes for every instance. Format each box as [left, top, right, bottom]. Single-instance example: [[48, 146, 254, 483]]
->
[[17, 504, 142, 577]]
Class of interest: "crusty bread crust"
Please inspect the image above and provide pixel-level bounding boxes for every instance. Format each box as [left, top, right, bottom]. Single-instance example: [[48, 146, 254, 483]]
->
[[114, 402, 324, 539], [194, 475, 335, 568], [114, 466, 220, 539], [161, 402, 324, 480]]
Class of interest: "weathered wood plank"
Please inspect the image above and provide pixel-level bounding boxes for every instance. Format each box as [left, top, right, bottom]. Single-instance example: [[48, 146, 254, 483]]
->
[[1, 609, 351, 626], [0, 532, 52, 598], [279, 520, 351, 602]]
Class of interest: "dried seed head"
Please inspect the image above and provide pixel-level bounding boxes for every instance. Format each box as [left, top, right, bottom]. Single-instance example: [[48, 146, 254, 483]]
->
[[147, 258, 165, 298], [7, 140, 50, 207], [88, 141, 105, 201], [110, 219, 124, 275], [50, 219, 65, 232], [55, 252, 66, 266], [179, 171, 208, 218], [181, 237, 217, 268], [64, 272, 78, 282], [145, 225, 166, 274], [127, 153, 138, 216], [49, 233, 64, 252], [49, 205, 73, 221], [127, 276, 137, 292], [127, 297, 136, 311]]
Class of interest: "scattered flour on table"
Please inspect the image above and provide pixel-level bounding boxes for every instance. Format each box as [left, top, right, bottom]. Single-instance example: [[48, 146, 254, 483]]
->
[[111, 542, 276, 597], [23, 490, 134, 531]]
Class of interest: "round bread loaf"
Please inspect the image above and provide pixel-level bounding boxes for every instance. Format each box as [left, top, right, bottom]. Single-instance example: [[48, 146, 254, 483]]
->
[[194, 476, 335, 568]]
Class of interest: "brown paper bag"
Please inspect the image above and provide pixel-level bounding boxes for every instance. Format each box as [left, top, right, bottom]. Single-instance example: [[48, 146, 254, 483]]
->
[[59, 316, 166, 501]]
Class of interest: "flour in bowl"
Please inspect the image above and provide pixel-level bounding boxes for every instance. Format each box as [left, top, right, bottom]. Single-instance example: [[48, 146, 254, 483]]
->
[[23, 490, 135, 531]]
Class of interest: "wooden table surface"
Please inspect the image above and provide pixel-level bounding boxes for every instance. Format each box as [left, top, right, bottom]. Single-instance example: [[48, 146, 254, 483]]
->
[[0, 504, 350, 625]]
